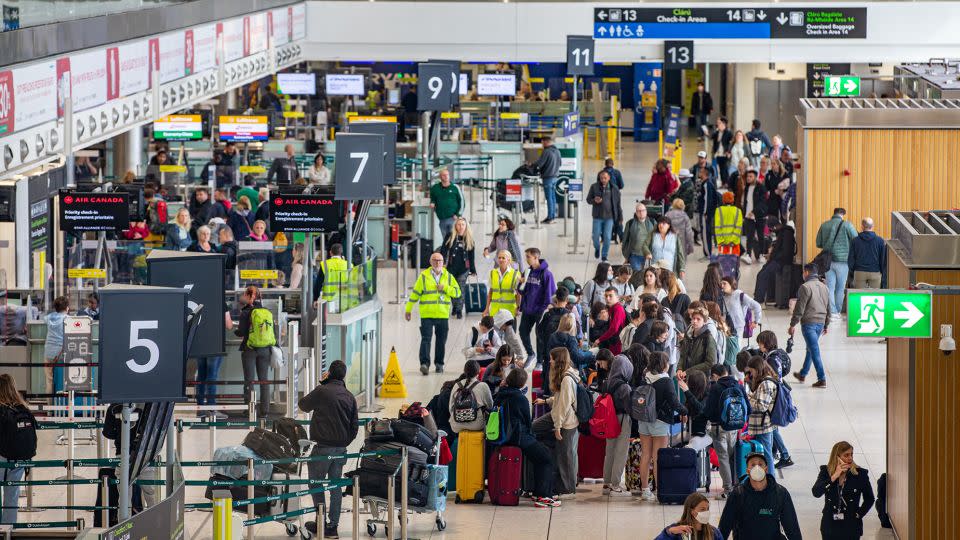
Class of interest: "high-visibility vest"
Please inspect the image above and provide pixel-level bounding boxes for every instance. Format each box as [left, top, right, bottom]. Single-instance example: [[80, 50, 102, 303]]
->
[[342, 264, 366, 310], [714, 205, 744, 246], [405, 268, 462, 319], [320, 257, 348, 303], [489, 267, 520, 316]]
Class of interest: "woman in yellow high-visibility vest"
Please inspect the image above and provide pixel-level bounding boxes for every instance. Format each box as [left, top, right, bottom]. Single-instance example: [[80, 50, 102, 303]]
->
[[484, 250, 520, 317]]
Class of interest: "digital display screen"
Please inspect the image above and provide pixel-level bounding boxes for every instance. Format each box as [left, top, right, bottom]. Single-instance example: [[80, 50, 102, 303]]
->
[[477, 73, 516, 96], [326, 74, 365, 96], [459, 73, 470, 95], [277, 73, 317, 95], [218, 116, 269, 142]]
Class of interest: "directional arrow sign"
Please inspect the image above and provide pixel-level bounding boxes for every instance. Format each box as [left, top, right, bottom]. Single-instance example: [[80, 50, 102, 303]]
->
[[847, 290, 933, 338], [758, 10, 767, 20], [598, 10, 608, 20], [823, 75, 860, 97], [776, 12, 788, 25]]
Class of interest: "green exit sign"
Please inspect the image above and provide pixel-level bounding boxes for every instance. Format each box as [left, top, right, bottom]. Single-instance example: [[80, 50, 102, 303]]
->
[[847, 290, 933, 338], [824, 75, 860, 97]]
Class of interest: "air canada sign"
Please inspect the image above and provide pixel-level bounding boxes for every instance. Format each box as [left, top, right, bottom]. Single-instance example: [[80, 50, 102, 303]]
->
[[59, 189, 129, 232], [268, 193, 338, 233]]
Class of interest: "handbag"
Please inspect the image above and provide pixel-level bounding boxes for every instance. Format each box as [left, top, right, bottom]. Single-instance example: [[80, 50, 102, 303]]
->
[[811, 220, 844, 276], [270, 345, 285, 371]]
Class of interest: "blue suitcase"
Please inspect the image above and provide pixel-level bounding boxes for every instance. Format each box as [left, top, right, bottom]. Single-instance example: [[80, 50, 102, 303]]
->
[[736, 439, 765, 482], [656, 447, 699, 504], [715, 253, 740, 280], [465, 279, 488, 314], [424, 464, 448, 511]]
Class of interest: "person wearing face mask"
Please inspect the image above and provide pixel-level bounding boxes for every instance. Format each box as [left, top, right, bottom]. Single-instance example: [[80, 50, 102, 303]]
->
[[581, 262, 614, 314], [656, 492, 722, 540], [812, 441, 875, 540], [405, 252, 462, 375], [718, 452, 802, 540]]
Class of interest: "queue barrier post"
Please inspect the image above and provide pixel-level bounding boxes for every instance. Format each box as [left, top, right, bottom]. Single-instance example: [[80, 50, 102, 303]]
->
[[212, 490, 232, 540], [318, 503, 326, 540], [286, 320, 299, 418], [246, 458, 255, 540], [66, 390, 75, 524], [400, 446, 408, 540], [248, 402, 256, 425], [24, 469, 33, 510], [100, 475, 110, 529], [385, 476, 395, 540], [352, 476, 360, 540]]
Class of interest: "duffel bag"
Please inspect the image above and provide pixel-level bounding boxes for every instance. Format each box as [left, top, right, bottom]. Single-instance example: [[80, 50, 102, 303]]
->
[[242, 428, 298, 474]]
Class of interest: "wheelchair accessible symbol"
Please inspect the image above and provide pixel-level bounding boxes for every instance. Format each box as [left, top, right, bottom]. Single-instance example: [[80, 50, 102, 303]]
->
[[857, 296, 884, 334]]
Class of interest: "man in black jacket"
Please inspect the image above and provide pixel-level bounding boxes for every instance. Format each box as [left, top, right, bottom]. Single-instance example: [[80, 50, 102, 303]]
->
[[754, 217, 795, 306], [267, 144, 299, 184], [690, 82, 713, 141], [587, 171, 622, 262], [718, 453, 802, 540], [739, 168, 768, 265], [299, 360, 359, 539]]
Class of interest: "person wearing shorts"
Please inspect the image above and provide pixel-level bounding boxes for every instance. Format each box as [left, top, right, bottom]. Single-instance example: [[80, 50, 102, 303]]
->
[[633, 352, 687, 501]]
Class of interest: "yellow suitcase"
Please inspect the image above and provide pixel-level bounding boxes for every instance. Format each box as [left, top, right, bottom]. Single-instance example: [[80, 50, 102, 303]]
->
[[454, 430, 486, 503]]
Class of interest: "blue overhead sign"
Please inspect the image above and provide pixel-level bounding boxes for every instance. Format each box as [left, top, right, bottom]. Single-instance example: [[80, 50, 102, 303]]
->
[[562, 112, 580, 137]]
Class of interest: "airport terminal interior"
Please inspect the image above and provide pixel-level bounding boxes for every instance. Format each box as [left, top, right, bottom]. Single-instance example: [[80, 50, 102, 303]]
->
[[1, 1, 959, 539]]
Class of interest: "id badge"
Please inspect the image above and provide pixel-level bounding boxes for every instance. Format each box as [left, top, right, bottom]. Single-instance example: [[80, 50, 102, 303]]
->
[[833, 513, 845, 521]]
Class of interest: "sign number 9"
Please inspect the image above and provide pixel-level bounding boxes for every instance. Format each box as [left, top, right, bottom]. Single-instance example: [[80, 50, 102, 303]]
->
[[427, 76, 443, 99], [126, 320, 160, 374]]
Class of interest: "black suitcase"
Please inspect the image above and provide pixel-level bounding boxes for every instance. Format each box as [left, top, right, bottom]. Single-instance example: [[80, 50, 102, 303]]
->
[[273, 417, 307, 452], [242, 428, 297, 474], [406, 237, 433, 269], [656, 447, 699, 504], [361, 441, 428, 476], [390, 419, 438, 457], [465, 278, 488, 314], [775, 263, 803, 307], [347, 467, 430, 507], [204, 473, 274, 515]]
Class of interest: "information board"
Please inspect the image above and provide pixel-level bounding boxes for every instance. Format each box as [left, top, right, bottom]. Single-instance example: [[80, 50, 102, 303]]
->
[[477, 74, 516, 96], [62, 316, 92, 392], [268, 193, 339, 233], [326, 74, 364, 96], [59, 190, 130, 232], [847, 290, 932, 338], [806, 63, 852, 97], [277, 72, 317, 95], [153, 114, 203, 141], [219, 115, 268, 142], [349, 120, 397, 185]]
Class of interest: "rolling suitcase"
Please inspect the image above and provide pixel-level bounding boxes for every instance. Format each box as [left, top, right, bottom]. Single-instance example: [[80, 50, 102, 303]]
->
[[531, 389, 549, 419], [656, 447, 699, 504], [454, 430, 486, 503], [424, 464, 448, 512], [487, 446, 523, 506], [697, 447, 712, 491], [625, 439, 646, 493], [715, 253, 740, 280], [465, 276, 488, 314], [577, 434, 606, 482], [736, 439, 765, 482]]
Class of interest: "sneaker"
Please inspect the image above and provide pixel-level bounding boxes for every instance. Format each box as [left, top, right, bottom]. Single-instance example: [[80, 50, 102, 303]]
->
[[602, 485, 611, 494], [640, 489, 657, 502], [456, 311, 463, 319], [792, 372, 806, 383], [435, 365, 444, 373], [594, 248, 600, 259], [545, 219, 556, 225], [556, 492, 576, 500], [541, 218, 552, 224], [608, 487, 632, 497], [324, 526, 339, 539], [775, 457, 795, 469], [716, 491, 728, 500], [740, 254, 753, 265], [534, 496, 561, 508], [420, 365, 429, 376], [212, 411, 228, 420], [812, 379, 827, 388]]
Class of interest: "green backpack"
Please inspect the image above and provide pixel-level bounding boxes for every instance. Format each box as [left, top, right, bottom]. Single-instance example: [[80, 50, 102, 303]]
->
[[723, 334, 739, 367], [247, 308, 276, 348]]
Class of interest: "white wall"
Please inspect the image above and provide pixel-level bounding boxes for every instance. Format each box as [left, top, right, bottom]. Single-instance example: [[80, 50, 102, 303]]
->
[[306, 1, 960, 63], [734, 63, 808, 131]]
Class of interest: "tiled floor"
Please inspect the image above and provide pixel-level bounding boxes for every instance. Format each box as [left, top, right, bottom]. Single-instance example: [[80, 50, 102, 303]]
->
[[20, 137, 895, 539]]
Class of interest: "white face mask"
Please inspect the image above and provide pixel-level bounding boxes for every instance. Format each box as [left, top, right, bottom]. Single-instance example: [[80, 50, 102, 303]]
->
[[694, 510, 711, 525], [607, 272, 614, 281], [749, 465, 766, 482]]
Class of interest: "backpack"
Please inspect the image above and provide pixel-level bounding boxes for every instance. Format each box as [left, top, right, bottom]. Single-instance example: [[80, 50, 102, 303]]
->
[[629, 384, 658, 423], [723, 334, 740, 368], [273, 417, 307, 451], [749, 138, 763, 157], [588, 383, 622, 439], [247, 307, 276, 348], [740, 292, 755, 338], [147, 199, 168, 235], [767, 349, 792, 380], [764, 377, 799, 427], [672, 311, 688, 335], [565, 373, 595, 424], [453, 380, 482, 423], [718, 385, 749, 431], [0, 405, 38, 460], [485, 404, 512, 444]]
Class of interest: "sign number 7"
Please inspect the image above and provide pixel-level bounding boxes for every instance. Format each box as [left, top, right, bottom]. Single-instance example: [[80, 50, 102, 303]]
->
[[350, 152, 369, 183]]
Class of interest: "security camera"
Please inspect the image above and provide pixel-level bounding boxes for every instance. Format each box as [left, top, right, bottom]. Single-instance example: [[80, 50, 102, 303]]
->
[[940, 324, 956, 356]]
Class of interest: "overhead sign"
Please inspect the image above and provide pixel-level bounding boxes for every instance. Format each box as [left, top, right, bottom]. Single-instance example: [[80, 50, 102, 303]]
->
[[68, 49, 108, 113], [192, 24, 217, 74], [823, 75, 861, 97], [566, 35, 595, 76], [562, 112, 580, 137], [268, 193, 339, 233], [664, 40, 695, 70], [98, 285, 189, 403], [417, 63, 454, 112], [427, 59, 461, 106], [147, 250, 226, 358], [62, 316, 92, 392], [219, 115, 268, 142], [158, 31, 186, 84], [847, 290, 933, 339], [59, 190, 130, 232], [663, 105, 682, 158], [115, 40, 150, 97], [593, 7, 866, 39], [477, 73, 516, 96], [806, 63, 851, 98], [153, 114, 202, 141], [325, 74, 364, 96], [334, 133, 385, 201], [349, 121, 397, 185]]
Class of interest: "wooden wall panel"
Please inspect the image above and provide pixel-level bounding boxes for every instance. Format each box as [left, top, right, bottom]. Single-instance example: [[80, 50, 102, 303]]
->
[[885, 250, 912, 539], [801, 129, 960, 260]]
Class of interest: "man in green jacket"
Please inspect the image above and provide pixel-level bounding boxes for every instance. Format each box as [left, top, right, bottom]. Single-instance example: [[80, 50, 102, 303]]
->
[[622, 203, 655, 271], [429, 169, 464, 241], [815, 207, 858, 319]]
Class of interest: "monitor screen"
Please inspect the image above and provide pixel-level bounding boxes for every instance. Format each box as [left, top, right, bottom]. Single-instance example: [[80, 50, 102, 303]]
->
[[387, 88, 401, 105], [153, 115, 203, 141], [459, 73, 470, 95], [218, 115, 269, 142], [326, 74, 365, 96], [477, 73, 516, 96], [277, 73, 317, 95]]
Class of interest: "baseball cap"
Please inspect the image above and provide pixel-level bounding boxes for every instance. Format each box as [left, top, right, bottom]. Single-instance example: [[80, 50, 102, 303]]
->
[[746, 452, 768, 466], [697, 150, 707, 158]]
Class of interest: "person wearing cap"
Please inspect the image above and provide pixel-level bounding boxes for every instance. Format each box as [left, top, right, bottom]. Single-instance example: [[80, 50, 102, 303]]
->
[[689, 150, 714, 184], [694, 165, 720, 259], [713, 191, 743, 257], [405, 251, 462, 375], [738, 167, 768, 265], [718, 451, 802, 540]]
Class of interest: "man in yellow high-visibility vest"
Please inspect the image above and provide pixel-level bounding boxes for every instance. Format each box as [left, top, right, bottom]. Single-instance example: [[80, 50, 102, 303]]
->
[[484, 250, 520, 318], [405, 251, 462, 375], [713, 191, 744, 256], [316, 244, 348, 312]]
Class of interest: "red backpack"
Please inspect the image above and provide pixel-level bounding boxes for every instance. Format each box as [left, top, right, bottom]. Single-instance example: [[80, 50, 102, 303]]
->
[[588, 389, 622, 440]]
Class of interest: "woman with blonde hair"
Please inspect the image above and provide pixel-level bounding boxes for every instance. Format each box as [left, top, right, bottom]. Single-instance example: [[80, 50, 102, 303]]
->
[[164, 207, 192, 251], [288, 243, 305, 289], [0, 374, 35, 524], [533, 347, 581, 497], [813, 441, 875, 539], [439, 217, 476, 318], [665, 198, 695, 258], [546, 313, 593, 378], [655, 492, 721, 539]]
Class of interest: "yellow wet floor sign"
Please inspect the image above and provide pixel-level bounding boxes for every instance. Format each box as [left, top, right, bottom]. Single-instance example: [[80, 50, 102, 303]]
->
[[381, 347, 407, 398]]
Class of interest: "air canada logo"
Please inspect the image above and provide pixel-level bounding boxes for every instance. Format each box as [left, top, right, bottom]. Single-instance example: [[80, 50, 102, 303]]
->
[[64, 195, 74, 205], [274, 197, 284, 206]]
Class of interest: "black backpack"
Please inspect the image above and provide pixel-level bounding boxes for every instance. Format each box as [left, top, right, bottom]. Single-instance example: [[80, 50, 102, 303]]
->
[[273, 417, 307, 452], [452, 380, 482, 423], [565, 373, 595, 424], [0, 405, 38, 461]]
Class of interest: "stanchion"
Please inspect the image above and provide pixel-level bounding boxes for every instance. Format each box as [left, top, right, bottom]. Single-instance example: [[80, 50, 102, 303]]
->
[[246, 458, 255, 540], [100, 476, 110, 529], [166, 415, 175, 497], [559, 199, 570, 238], [286, 321, 299, 418], [209, 421, 218, 461], [66, 390, 75, 523], [385, 476, 395, 540], [118, 404, 131, 520], [212, 490, 232, 540], [400, 447, 408, 540], [352, 476, 360, 540], [568, 203, 582, 255], [318, 503, 326, 540], [24, 469, 33, 511], [176, 420, 184, 462], [248, 402, 256, 425]]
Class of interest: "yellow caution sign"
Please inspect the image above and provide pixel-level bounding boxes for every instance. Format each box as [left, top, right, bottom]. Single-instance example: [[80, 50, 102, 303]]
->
[[68, 268, 106, 279], [529, 77, 545, 83], [159, 164, 187, 173], [238, 165, 267, 174], [380, 347, 407, 398], [240, 269, 278, 280]]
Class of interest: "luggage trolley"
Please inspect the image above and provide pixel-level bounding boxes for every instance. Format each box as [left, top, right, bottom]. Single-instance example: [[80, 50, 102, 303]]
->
[[360, 431, 448, 536]]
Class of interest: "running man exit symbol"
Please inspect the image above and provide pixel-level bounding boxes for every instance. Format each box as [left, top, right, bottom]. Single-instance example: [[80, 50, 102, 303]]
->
[[856, 296, 884, 334]]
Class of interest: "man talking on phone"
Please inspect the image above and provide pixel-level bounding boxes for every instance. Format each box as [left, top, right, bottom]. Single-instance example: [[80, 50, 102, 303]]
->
[[299, 360, 359, 539]]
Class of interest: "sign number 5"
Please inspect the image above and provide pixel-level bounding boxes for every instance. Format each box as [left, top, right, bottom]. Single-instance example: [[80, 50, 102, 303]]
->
[[350, 152, 369, 183], [126, 320, 159, 374]]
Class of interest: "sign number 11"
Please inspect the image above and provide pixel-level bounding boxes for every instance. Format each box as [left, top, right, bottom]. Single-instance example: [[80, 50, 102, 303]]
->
[[571, 48, 590, 67]]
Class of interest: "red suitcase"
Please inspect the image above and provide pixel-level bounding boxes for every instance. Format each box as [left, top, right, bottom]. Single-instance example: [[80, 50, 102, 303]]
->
[[487, 445, 523, 506], [577, 434, 606, 481], [532, 369, 543, 389]]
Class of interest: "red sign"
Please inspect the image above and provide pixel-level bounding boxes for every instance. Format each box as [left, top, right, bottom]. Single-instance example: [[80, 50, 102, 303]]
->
[[106, 47, 120, 100], [148, 38, 159, 86], [0, 71, 12, 135], [184, 30, 194, 75], [505, 179, 522, 202], [55, 58, 70, 118]]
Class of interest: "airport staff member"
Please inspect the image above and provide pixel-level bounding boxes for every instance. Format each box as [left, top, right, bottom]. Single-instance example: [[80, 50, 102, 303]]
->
[[714, 191, 744, 256], [484, 250, 521, 318], [313, 244, 348, 312], [267, 144, 299, 184], [406, 252, 462, 375]]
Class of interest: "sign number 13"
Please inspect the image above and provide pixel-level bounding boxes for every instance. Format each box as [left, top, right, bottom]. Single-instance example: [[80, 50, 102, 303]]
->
[[667, 46, 690, 65]]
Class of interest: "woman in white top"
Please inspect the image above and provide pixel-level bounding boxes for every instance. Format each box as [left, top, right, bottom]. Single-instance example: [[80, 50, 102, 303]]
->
[[729, 130, 747, 173], [720, 276, 763, 345], [448, 359, 493, 433], [634, 267, 667, 307], [649, 216, 686, 279], [533, 348, 581, 496], [306, 153, 331, 185], [288, 243, 305, 289]]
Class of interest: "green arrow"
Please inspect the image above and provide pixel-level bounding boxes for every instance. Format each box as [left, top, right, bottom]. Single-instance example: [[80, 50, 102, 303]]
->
[[894, 301, 924, 328]]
